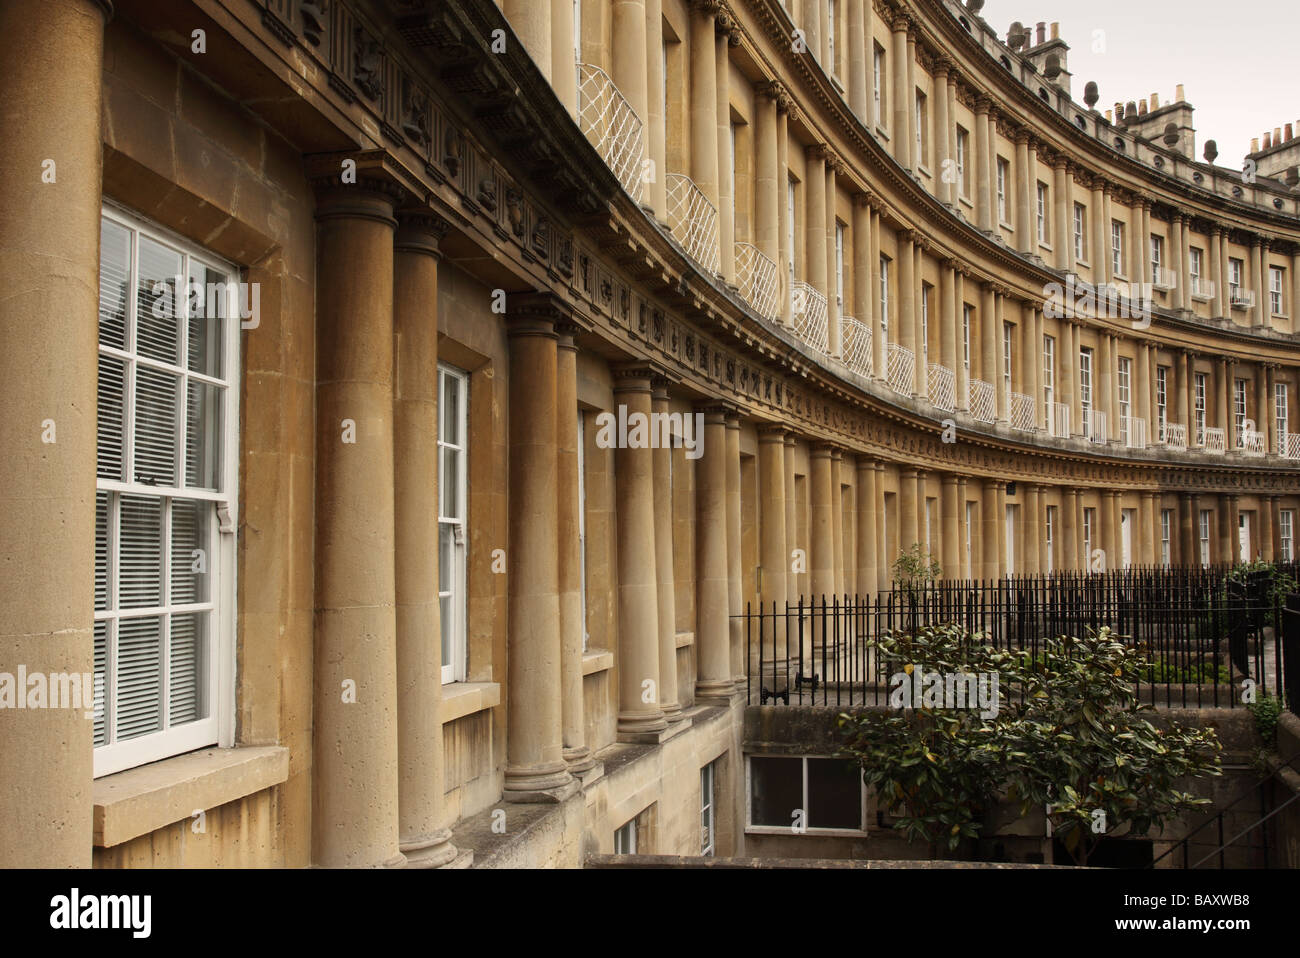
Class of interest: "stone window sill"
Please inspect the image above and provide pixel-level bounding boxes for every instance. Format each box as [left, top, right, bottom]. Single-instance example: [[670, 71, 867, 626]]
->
[[582, 649, 614, 676], [93, 745, 289, 848], [441, 681, 501, 724]]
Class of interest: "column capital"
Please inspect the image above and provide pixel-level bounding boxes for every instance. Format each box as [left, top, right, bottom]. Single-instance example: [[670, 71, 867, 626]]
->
[[687, 0, 721, 15], [890, 10, 913, 33], [395, 210, 452, 258], [308, 151, 411, 222], [856, 454, 879, 473], [932, 56, 952, 78], [695, 401, 738, 423], [506, 290, 572, 338], [974, 95, 994, 115], [810, 443, 836, 460], [611, 362, 660, 393], [757, 423, 790, 443], [756, 79, 793, 113]]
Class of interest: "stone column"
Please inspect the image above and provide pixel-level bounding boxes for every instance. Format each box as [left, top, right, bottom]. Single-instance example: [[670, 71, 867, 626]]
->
[[557, 324, 595, 767], [941, 474, 960, 577], [891, 13, 912, 169], [857, 457, 879, 595], [1024, 485, 1042, 574], [1140, 200, 1153, 288], [806, 146, 828, 306], [941, 260, 958, 385], [505, 0, 552, 80], [1266, 496, 1281, 561], [716, 18, 736, 283], [1250, 237, 1265, 327], [611, 368, 666, 736], [1100, 491, 1117, 571], [1257, 364, 1271, 453], [651, 379, 682, 723], [915, 470, 930, 558], [1025, 304, 1041, 429], [1098, 334, 1114, 438], [981, 479, 1001, 581], [898, 231, 916, 393], [1063, 488, 1080, 572], [1015, 131, 1032, 252], [1174, 350, 1189, 436], [932, 59, 952, 203], [955, 269, 970, 412], [644, 0, 667, 219], [852, 194, 872, 348], [697, 406, 734, 699], [1139, 491, 1157, 567], [869, 206, 885, 380], [996, 483, 1008, 576], [957, 477, 971, 580], [1136, 343, 1151, 436], [1260, 497, 1275, 562], [784, 433, 799, 603], [826, 160, 841, 357], [830, 449, 845, 596], [994, 291, 1008, 424], [912, 240, 928, 398], [0, 0, 110, 869], [393, 214, 458, 867], [689, 0, 719, 220], [759, 426, 788, 611], [899, 468, 919, 555], [874, 461, 887, 584], [756, 86, 781, 281], [551, 0, 577, 116], [1101, 184, 1114, 286], [503, 297, 573, 796], [1054, 159, 1072, 272], [1063, 322, 1080, 437], [1210, 227, 1225, 317], [1218, 495, 1237, 565], [726, 412, 744, 683], [980, 283, 997, 401], [1224, 358, 1236, 450], [1170, 215, 1185, 310], [1179, 493, 1196, 567], [847, 0, 868, 121], [974, 97, 992, 230], [313, 184, 404, 866], [810, 445, 836, 600], [1091, 179, 1107, 282], [777, 92, 792, 327]]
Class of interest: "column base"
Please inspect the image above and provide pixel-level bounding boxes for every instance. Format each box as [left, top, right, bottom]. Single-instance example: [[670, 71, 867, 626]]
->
[[616, 708, 668, 738], [563, 745, 596, 774], [694, 678, 737, 706], [399, 828, 458, 869], [502, 760, 575, 803], [616, 716, 691, 745], [661, 701, 685, 724]]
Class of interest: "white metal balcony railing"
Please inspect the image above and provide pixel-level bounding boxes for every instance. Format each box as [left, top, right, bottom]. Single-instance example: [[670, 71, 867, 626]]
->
[[577, 62, 645, 200], [1204, 426, 1226, 453], [1190, 278, 1216, 300], [735, 243, 779, 320], [666, 173, 721, 276], [969, 379, 996, 424], [1050, 402, 1071, 438], [1285, 433, 1300, 460], [1241, 428, 1267, 457], [927, 364, 955, 411], [841, 316, 873, 377], [1087, 409, 1108, 445], [1123, 416, 1148, 450], [887, 343, 914, 396], [1163, 421, 1187, 449], [1010, 392, 1035, 432], [1229, 288, 1257, 310], [790, 281, 828, 353]]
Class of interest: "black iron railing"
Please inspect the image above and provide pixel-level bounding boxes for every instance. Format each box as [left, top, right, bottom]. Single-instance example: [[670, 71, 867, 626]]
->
[[741, 566, 1293, 710]]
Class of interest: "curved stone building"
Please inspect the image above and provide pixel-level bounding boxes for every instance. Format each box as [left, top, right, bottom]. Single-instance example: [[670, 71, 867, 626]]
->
[[1, 0, 1297, 868]]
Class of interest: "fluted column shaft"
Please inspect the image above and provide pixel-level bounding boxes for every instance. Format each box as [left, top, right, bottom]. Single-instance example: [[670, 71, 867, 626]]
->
[[941, 474, 960, 576], [759, 428, 788, 609], [690, 3, 719, 217], [806, 147, 828, 303], [644, 0, 667, 218], [726, 414, 744, 681], [697, 408, 734, 698], [756, 89, 780, 279], [652, 382, 682, 722], [1063, 489, 1080, 572], [857, 457, 878, 595], [716, 23, 735, 282], [784, 434, 799, 603], [981, 480, 1000, 580], [974, 99, 992, 230], [810, 446, 836, 599], [1024, 485, 1041, 573], [891, 16, 911, 169]]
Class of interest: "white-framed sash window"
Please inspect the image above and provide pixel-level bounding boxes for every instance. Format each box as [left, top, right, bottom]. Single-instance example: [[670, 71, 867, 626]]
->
[[438, 364, 470, 684]]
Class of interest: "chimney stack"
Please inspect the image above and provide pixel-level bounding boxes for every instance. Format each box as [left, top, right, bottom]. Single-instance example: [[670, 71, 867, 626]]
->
[[1175, 83, 1185, 102], [1105, 109, 1113, 123], [1036, 21, 1046, 44]]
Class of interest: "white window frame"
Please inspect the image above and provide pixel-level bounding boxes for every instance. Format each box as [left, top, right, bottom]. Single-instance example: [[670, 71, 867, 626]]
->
[[786, 177, 797, 288], [1234, 378, 1248, 448], [1045, 506, 1055, 573], [1276, 382, 1289, 452], [1195, 372, 1207, 446], [962, 305, 972, 371], [1079, 347, 1093, 437], [827, 0, 836, 72], [614, 818, 638, 854], [94, 204, 240, 779], [835, 222, 845, 308], [1002, 321, 1013, 411], [965, 501, 974, 575], [920, 284, 930, 366], [1282, 510, 1294, 562], [1083, 508, 1095, 563], [1036, 183, 1047, 244], [1160, 510, 1171, 567], [701, 761, 717, 856], [1117, 357, 1131, 444], [872, 46, 884, 129], [1150, 234, 1163, 286], [915, 91, 927, 167], [1199, 510, 1211, 567], [996, 158, 1008, 223], [1042, 334, 1055, 426], [1111, 220, 1124, 277], [1156, 366, 1168, 439], [1270, 266, 1285, 315], [745, 755, 867, 836], [1190, 247, 1203, 296], [1073, 203, 1085, 261], [879, 254, 890, 349], [955, 127, 968, 198], [1229, 257, 1243, 300], [439, 363, 470, 684]]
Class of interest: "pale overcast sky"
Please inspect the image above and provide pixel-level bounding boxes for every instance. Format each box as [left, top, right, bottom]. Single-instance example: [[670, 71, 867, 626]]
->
[[971, 0, 1300, 165]]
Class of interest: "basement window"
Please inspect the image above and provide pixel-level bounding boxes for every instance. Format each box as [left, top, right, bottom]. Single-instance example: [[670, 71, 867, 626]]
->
[[747, 755, 866, 835]]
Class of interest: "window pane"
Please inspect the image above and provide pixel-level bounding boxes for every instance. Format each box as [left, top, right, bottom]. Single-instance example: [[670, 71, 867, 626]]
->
[[169, 611, 207, 726], [441, 372, 460, 445], [93, 620, 108, 747], [97, 354, 126, 481], [185, 379, 223, 490], [116, 615, 163, 741], [440, 593, 453, 670], [134, 365, 179, 485], [171, 498, 209, 604], [807, 758, 862, 829], [99, 219, 131, 350], [135, 236, 183, 366], [187, 264, 226, 378], [750, 756, 803, 827], [95, 491, 110, 612], [439, 521, 454, 594], [440, 446, 460, 518], [119, 495, 162, 608]]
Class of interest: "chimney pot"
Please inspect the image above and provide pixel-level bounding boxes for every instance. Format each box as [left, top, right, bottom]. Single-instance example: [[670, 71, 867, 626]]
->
[[1251, 137, 1260, 154], [1285, 123, 1294, 142], [1274, 126, 1282, 145], [1176, 83, 1185, 102], [1150, 92, 1160, 109], [1264, 132, 1273, 150], [1036, 22, 1046, 44], [1139, 99, 1148, 116], [1105, 109, 1113, 123], [1050, 21, 1059, 40]]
